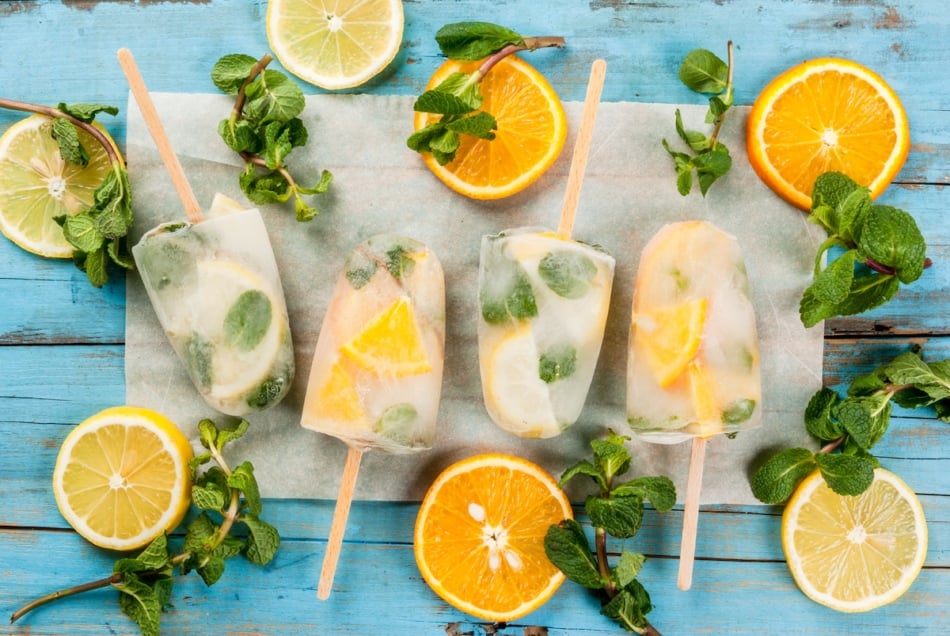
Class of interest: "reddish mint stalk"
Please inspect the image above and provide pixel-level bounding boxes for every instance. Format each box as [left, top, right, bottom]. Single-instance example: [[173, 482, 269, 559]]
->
[[477, 36, 565, 76]]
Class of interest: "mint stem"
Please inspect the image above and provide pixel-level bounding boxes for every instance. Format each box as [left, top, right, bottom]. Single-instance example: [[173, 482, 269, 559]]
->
[[865, 256, 933, 276], [477, 37, 565, 77], [10, 573, 123, 624], [0, 97, 122, 166], [706, 40, 734, 149]]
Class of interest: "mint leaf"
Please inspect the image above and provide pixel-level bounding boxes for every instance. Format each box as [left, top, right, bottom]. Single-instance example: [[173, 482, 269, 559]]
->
[[678, 49, 728, 93], [811, 250, 857, 304], [859, 205, 927, 283], [57, 102, 119, 123], [614, 551, 647, 588], [750, 447, 816, 504], [479, 247, 538, 325], [216, 418, 251, 449], [192, 482, 228, 511], [51, 118, 89, 166], [600, 580, 653, 633], [804, 387, 842, 440], [591, 434, 632, 481], [242, 516, 280, 565], [538, 250, 598, 298], [586, 495, 643, 539], [611, 476, 676, 512], [435, 22, 525, 60], [444, 111, 497, 139], [539, 345, 577, 383], [415, 72, 482, 114], [558, 459, 606, 491], [543, 520, 603, 589], [116, 575, 162, 636], [211, 54, 258, 94], [815, 453, 875, 496], [228, 461, 262, 516]]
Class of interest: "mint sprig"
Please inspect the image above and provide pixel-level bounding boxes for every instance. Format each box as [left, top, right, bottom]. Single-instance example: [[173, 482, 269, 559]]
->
[[212, 53, 332, 222], [751, 347, 950, 504], [10, 418, 280, 636], [544, 432, 674, 635], [0, 98, 134, 287], [799, 171, 930, 327], [662, 42, 735, 197], [407, 22, 564, 165]]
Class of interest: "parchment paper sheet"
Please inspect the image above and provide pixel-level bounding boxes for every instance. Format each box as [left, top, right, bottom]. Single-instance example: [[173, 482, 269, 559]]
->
[[125, 93, 824, 504]]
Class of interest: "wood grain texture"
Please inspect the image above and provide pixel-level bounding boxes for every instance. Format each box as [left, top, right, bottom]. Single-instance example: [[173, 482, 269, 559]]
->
[[1, 0, 946, 634]]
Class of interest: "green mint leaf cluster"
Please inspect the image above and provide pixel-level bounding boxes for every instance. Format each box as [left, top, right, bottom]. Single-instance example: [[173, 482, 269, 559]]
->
[[544, 432, 674, 634], [407, 22, 564, 165], [799, 171, 929, 327], [213, 53, 332, 222], [663, 43, 734, 197], [46, 103, 134, 287], [751, 347, 949, 504]]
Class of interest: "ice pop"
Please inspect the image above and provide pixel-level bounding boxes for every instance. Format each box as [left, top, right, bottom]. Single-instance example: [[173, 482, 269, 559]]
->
[[301, 233, 445, 598], [118, 49, 294, 417], [132, 203, 294, 416], [477, 59, 610, 439], [625, 220, 761, 590], [477, 228, 615, 437]]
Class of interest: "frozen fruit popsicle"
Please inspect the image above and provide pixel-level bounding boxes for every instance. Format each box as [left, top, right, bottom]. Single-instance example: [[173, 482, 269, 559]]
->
[[625, 220, 761, 591], [477, 228, 614, 437], [301, 233, 445, 599], [476, 59, 610, 439], [132, 200, 294, 416], [626, 220, 761, 442], [118, 49, 294, 417]]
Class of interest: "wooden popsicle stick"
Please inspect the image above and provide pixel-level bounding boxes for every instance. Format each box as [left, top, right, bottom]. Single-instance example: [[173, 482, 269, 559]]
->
[[677, 435, 707, 591], [557, 58, 607, 239], [116, 48, 204, 224], [317, 446, 363, 600]]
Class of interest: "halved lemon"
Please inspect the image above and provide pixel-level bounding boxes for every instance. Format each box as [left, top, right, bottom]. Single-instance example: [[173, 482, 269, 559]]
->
[[0, 114, 119, 257], [782, 468, 927, 612], [266, 0, 404, 90], [52, 406, 193, 551], [414, 55, 567, 200], [414, 453, 573, 622], [747, 58, 909, 210]]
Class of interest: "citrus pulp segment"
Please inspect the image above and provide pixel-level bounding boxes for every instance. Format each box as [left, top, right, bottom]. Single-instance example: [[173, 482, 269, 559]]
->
[[781, 468, 927, 612], [483, 326, 557, 438], [340, 295, 432, 376], [266, 0, 404, 90], [747, 58, 909, 210], [637, 298, 708, 387], [52, 406, 193, 551], [414, 453, 572, 622], [414, 55, 567, 199], [0, 114, 118, 257]]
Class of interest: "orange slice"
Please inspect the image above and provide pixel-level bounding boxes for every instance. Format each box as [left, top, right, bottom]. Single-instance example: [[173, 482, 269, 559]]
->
[[747, 58, 909, 210], [414, 453, 573, 622], [340, 296, 431, 376], [636, 298, 707, 387], [687, 360, 720, 436], [311, 360, 365, 424], [413, 55, 567, 200]]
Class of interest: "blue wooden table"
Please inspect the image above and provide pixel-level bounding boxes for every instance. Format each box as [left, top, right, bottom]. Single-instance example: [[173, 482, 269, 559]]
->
[[1, 1, 946, 634]]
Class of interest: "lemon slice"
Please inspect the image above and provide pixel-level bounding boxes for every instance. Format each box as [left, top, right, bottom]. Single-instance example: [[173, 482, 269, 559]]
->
[[782, 468, 928, 612], [52, 406, 193, 551], [483, 327, 557, 437], [0, 114, 118, 257], [190, 259, 286, 403], [266, 0, 404, 90]]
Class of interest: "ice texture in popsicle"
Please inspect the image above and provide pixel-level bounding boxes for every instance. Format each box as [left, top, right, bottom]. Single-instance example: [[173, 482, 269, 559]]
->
[[626, 221, 761, 444], [477, 228, 615, 438], [132, 204, 294, 416], [300, 234, 445, 453]]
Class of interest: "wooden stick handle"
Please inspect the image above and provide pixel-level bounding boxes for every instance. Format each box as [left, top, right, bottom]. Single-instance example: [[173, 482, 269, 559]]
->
[[318, 446, 363, 600], [116, 48, 203, 224], [677, 436, 707, 591], [557, 58, 607, 239]]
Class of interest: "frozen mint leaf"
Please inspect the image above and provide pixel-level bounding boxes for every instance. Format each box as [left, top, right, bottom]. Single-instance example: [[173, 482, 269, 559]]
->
[[815, 453, 875, 496], [384, 244, 416, 280], [211, 54, 258, 94], [859, 205, 927, 283], [539, 345, 577, 383], [242, 516, 280, 565], [435, 22, 525, 60], [750, 447, 816, 504], [544, 520, 603, 589], [224, 290, 272, 352], [538, 250, 598, 299], [586, 494, 643, 539], [722, 398, 756, 424], [345, 250, 378, 289], [804, 387, 842, 440], [614, 551, 646, 588], [611, 476, 676, 512], [558, 459, 606, 491], [246, 376, 288, 410], [479, 252, 537, 325], [678, 49, 727, 94], [375, 403, 420, 445], [228, 461, 262, 516]]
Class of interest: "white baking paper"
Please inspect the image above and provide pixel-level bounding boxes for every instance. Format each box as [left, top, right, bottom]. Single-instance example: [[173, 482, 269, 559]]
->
[[125, 92, 824, 504]]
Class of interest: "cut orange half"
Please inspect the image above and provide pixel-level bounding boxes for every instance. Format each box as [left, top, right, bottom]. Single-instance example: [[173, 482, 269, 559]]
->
[[413, 55, 567, 200], [414, 453, 572, 621], [747, 58, 909, 210]]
